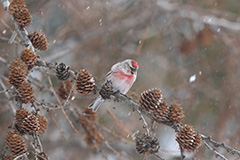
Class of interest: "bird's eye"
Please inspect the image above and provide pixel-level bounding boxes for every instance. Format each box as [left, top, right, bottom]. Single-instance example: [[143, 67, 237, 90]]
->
[[130, 67, 136, 71]]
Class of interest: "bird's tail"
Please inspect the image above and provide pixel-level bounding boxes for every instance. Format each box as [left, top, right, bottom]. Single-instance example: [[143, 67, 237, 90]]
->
[[88, 96, 104, 112]]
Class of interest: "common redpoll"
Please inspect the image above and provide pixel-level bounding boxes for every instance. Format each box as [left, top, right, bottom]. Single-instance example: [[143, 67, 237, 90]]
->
[[88, 59, 139, 112]]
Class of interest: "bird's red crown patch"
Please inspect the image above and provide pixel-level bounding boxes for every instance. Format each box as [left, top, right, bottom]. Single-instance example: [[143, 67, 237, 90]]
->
[[131, 61, 138, 68]]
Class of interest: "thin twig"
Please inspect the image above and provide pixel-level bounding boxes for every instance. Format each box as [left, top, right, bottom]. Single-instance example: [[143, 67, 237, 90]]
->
[[106, 109, 133, 136], [62, 75, 77, 108], [153, 153, 165, 160], [202, 140, 228, 160], [33, 133, 43, 153], [32, 152, 48, 160], [136, 108, 150, 135], [46, 71, 79, 134], [50, 111, 67, 141], [0, 56, 9, 63], [0, 89, 7, 94], [179, 147, 185, 160], [13, 152, 29, 160], [0, 78, 16, 114], [105, 141, 125, 160], [200, 133, 240, 157]]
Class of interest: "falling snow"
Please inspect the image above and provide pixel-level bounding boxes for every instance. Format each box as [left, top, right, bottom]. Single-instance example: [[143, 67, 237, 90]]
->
[[2, 30, 6, 34], [189, 74, 196, 83], [131, 130, 139, 140]]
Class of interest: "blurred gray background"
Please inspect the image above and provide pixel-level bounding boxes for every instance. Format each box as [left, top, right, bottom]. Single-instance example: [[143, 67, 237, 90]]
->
[[1, 0, 240, 159]]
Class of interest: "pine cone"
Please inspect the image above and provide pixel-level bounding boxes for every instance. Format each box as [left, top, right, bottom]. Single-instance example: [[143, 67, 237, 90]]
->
[[2, 155, 14, 160], [8, 58, 28, 88], [17, 80, 35, 103], [99, 80, 114, 99], [168, 103, 185, 124], [29, 30, 48, 51], [58, 79, 73, 99], [139, 88, 162, 112], [9, 0, 31, 28], [37, 115, 48, 134], [56, 63, 70, 81], [83, 108, 97, 124], [16, 109, 40, 135], [76, 69, 95, 94], [9, 0, 26, 15], [15, 108, 29, 123], [84, 134, 95, 149], [84, 128, 104, 149], [12, 8, 31, 28], [5, 129, 27, 157], [20, 48, 38, 69], [151, 101, 169, 123], [136, 133, 160, 154], [5, 129, 21, 139], [79, 108, 97, 127], [176, 124, 201, 152], [192, 134, 202, 152], [35, 152, 49, 160]]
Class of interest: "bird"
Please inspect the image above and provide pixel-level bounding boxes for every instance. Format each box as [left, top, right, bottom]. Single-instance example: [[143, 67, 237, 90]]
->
[[88, 59, 139, 112]]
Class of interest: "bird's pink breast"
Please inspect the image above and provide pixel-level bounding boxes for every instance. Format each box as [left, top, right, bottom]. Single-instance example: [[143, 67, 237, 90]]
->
[[117, 68, 134, 85]]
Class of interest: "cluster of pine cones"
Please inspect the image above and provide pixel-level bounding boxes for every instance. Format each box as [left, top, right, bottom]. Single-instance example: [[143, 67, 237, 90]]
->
[[6, 0, 203, 158], [137, 88, 202, 154], [3, 108, 48, 159]]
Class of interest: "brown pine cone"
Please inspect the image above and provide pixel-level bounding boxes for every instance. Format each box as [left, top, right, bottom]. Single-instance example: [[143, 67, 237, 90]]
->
[[5, 129, 27, 157], [29, 30, 48, 51], [56, 63, 70, 81], [2, 155, 14, 160], [5, 129, 21, 140], [16, 109, 40, 135], [9, 0, 31, 28], [9, 0, 26, 15], [17, 80, 35, 103], [99, 80, 114, 99], [192, 134, 202, 152], [37, 115, 48, 134], [20, 48, 38, 69], [15, 108, 29, 123], [136, 133, 160, 154], [34, 152, 49, 160], [76, 69, 95, 94], [79, 108, 97, 127], [139, 88, 162, 112], [151, 101, 169, 123], [84, 128, 104, 149], [12, 8, 31, 28], [168, 103, 185, 124], [176, 124, 202, 152], [8, 58, 28, 88], [58, 79, 73, 99]]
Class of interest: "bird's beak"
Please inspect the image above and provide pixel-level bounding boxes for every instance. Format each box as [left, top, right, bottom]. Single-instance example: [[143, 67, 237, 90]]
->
[[130, 67, 137, 75], [131, 70, 136, 75]]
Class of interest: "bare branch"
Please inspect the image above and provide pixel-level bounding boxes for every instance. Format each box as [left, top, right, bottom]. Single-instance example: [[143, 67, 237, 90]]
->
[[0, 78, 16, 114], [202, 140, 228, 160], [200, 134, 240, 157]]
